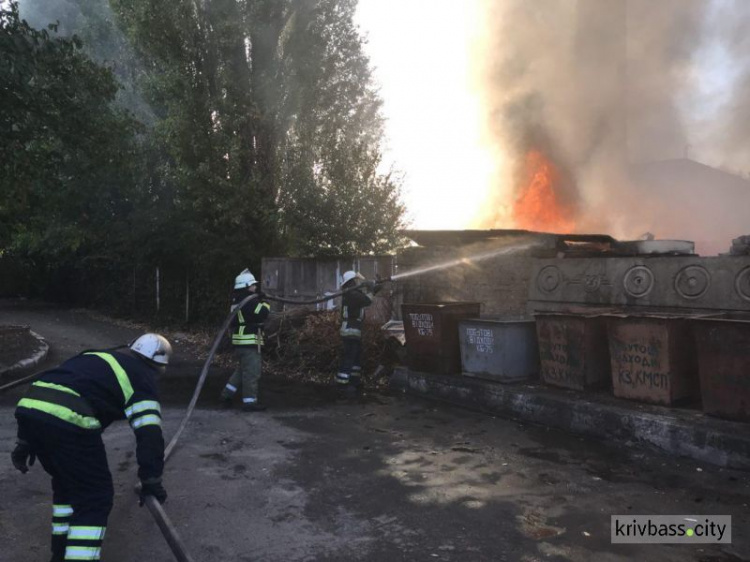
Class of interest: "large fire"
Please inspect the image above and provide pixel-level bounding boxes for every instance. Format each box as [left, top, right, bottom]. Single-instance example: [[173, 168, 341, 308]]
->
[[512, 150, 577, 233]]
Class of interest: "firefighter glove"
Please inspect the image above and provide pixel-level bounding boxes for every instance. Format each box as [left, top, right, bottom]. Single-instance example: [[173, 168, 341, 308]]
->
[[139, 478, 167, 506], [11, 440, 36, 474]]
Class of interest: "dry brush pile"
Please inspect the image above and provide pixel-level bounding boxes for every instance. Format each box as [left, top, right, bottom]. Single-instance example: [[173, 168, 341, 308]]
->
[[261, 309, 397, 389], [83, 306, 400, 390]]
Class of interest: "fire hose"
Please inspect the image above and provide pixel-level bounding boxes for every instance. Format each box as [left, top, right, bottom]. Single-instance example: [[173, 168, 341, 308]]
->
[[1, 279, 389, 561]]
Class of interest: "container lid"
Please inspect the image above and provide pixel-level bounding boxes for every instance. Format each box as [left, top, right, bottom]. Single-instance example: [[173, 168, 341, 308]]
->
[[460, 317, 535, 325], [692, 312, 750, 324], [403, 302, 482, 307], [532, 306, 620, 319], [602, 311, 714, 320], [615, 239, 695, 256]]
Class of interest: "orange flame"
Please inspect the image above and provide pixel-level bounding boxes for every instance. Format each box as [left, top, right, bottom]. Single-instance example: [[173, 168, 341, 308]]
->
[[512, 150, 577, 233]]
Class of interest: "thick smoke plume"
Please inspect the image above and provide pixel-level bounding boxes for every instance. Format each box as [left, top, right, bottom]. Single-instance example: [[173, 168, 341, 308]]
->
[[476, 0, 750, 254]]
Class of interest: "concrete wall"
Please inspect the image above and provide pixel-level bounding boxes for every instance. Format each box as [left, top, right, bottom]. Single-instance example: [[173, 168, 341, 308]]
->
[[395, 247, 750, 320], [394, 246, 539, 319], [264, 241, 750, 322], [527, 256, 750, 314]]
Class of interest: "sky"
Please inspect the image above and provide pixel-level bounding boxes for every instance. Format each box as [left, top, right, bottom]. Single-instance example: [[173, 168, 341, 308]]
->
[[355, 0, 741, 235], [355, 0, 497, 230]]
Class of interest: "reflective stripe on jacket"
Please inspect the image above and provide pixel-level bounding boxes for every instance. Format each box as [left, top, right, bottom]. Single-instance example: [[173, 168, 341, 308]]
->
[[17, 381, 101, 430], [232, 300, 271, 346], [15, 350, 165, 480], [16, 352, 162, 432]]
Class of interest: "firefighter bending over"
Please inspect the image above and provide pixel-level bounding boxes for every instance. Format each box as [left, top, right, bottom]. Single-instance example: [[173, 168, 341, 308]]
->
[[11, 333, 172, 562], [337, 270, 382, 395]]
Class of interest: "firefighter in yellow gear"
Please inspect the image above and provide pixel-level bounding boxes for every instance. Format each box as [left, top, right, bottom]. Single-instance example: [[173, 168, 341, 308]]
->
[[220, 269, 271, 411]]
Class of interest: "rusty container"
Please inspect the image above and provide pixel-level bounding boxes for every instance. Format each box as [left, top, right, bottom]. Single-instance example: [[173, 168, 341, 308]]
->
[[606, 313, 699, 405], [692, 313, 750, 422], [459, 319, 539, 383], [402, 302, 481, 375], [535, 312, 611, 390]]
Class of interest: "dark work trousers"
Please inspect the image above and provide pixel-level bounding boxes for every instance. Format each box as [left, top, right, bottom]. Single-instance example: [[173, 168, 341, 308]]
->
[[337, 337, 362, 388], [221, 346, 262, 405], [17, 416, 113, 562]]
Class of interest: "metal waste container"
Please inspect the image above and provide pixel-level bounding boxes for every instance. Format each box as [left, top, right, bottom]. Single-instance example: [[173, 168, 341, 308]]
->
[[535, 311, 611, 390], [692, 313, 750, 421], [606, 313, 699, 405], [459, 318, 539, 383], [402, 302, 481, 375]]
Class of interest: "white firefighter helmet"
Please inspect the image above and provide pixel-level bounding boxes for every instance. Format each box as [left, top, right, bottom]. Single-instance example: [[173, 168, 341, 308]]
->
[[340, 270, 364, 287], [129, 333, 173, 366], [234, 269, 257, 289]]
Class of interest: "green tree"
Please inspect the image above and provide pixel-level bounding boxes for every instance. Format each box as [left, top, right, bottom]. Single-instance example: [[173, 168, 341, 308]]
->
[[112, 0, 280, 273], [111, 0, 406, 260], [20, 0, 156, 124], [274, 0, 406, 255], [2, 0, 406, 319], [0, 1, 139, 272]]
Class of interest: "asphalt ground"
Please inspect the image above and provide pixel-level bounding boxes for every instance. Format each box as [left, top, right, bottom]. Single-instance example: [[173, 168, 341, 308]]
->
[[1, 299, 749, 562]]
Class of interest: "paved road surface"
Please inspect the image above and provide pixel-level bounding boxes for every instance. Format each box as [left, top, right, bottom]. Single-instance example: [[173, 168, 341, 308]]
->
[[1, 299, 748, 561]]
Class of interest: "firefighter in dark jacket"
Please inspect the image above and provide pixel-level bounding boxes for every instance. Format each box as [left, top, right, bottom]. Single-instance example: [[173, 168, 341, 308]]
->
[[337, 270, 382, 393], [11, 333, 172, 562], [220, 269, 271, 411]]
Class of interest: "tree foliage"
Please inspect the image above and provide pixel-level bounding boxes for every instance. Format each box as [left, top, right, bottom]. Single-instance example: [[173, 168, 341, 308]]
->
[[110, 0, 405, 257], [274, 0, 406, 255], [1, 0, 406, 320], [0, 1, 138, 264]]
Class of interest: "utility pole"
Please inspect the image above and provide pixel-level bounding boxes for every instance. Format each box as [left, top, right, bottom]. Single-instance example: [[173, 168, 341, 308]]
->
[[156, 267, 160, 314], [185, 272, 190, 324]]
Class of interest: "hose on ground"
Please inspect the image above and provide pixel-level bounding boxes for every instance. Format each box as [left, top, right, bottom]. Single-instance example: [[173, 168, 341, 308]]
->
[[164, 291, 259, 460], [1, 280, 387, 561], [0, 370, 39, 393], [165, 279, 386, 459], [153, 281, 385, 560], [143, 495, 195, 562]]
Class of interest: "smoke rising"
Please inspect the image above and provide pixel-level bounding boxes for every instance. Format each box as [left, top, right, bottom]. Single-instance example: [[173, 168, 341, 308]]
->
[[475, 0, 750, 253], [701, 0, 750, 170], [18, 0, 155, 125], [625, 0, 706, 162]]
